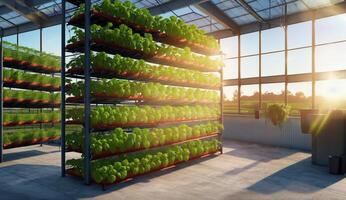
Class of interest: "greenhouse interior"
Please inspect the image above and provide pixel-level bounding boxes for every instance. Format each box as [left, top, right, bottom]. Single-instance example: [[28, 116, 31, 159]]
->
[[0, 0, 345, 199]]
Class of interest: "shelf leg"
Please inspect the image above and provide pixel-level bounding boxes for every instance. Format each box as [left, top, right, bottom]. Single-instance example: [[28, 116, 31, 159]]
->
[[83, 0, 92, 185], [0, 35, 3, 163], [61, 0, 66, 178]]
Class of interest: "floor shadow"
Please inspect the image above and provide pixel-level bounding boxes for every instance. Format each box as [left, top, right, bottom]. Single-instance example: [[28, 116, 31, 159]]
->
[[221, 140, 297, 176], [247, 157, 344, 194], [0, 155, 219, 199], [3, 148, 60, 162], [224, 141, 296, 162]]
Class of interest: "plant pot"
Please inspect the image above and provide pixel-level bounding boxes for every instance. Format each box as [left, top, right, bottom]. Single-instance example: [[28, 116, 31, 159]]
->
[[300, 109, 319, 134], [255, 110, 260, 119]]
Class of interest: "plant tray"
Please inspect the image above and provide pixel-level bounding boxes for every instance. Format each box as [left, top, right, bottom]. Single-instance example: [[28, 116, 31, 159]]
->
[[66, 117, 220, 131], [66, 95, 218, 106], [67, 132, 219, 159], [67, 66, 220, 90], [4, 79, 60, 91], [66, 39, 220, 72], [3, 120, 60, 127], [3, 98, 60, 108], [3, 136, 60, 149], [3, 57, 60, 74], [66, 150, 220, 188], [69, 10, 221, 56]]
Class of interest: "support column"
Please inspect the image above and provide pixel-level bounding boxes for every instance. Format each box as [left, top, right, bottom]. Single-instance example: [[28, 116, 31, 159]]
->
[[61, 0, 66, 177], [83, 0, 92, 185]]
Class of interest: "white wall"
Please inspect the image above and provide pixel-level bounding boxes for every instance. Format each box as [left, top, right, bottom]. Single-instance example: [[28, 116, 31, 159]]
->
[[223, 115, 311, 151]]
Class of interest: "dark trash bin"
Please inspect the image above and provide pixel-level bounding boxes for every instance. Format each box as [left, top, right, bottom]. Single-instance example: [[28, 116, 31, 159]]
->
[[329, 155, 341, 175]]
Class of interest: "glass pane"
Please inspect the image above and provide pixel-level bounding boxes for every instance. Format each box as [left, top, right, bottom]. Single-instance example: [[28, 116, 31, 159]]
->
[[316, 79, 346, 111], [287, 82, 312, 115], [261, 83, 285, 108], [19, 30, 40, 50], [241, 56, 259, 78], [288, 21, 312, 49], [261, 27, 285, 53], [43, 25, 61, 56], [288, 48, 312, 74], [240, 84, 259, 114], [316, 41, 346, 72], [220, 36, 238, 58], [224, 86, 238, 113], [3, 35, 17, 44], [316, 13, 346, 44], [224, 58, 238, 80], [261, 52, 285, 76], [240, 32, 259, 56]]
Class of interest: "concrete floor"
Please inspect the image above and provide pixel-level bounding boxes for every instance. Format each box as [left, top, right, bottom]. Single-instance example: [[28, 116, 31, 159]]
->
[[1, 140, 346, 200]]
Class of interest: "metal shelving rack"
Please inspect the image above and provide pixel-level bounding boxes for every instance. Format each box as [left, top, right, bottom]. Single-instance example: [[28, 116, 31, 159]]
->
[[61, 0, 224, 185], [0, 35, 61, 163]]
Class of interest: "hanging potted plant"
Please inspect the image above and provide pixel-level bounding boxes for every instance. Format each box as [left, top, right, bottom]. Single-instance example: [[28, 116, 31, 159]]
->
[[264, 103, 290, 128]]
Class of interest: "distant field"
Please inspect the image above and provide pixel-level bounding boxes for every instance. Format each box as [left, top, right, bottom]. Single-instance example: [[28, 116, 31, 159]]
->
[[224, 100, 312, 116]]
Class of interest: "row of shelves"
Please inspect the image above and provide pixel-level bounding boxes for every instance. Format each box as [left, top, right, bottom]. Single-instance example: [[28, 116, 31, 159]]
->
[[61, 0, 224, 187]]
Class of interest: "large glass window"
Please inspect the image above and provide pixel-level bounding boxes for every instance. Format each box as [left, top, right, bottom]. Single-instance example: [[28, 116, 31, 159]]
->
[[316, 42, 346, 72], [287, 82, 312, 115], [261, 83, 285, 108], [224, 86, 238, 113], [19, 30, 40, 50], [316, 79, 346, 111], [240, 32, 259, 56], [220, 36, 238, 58], [221, 14, 346, 116], [288, 48, 312, 74], [261, 27, 285, 53], [241, 56, 259, 78], [3, 35, 17, 44], [288, 21, 312, 49], [316, 13, 346, 44], [240, 84, 259, 114], [261, 52, 285, 76], [224, 58, 238, 80], [43, 25, 62, 56]]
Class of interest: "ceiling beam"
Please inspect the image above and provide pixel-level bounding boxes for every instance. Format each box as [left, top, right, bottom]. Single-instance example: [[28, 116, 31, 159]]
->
[[207, 29, 236, 39], [149, 0, 208, 15], [240, 1, 346, 34], [196, 1, 240, 34], [0, 0, 48, 26], [1, 12, 60, 36], [0, 0, 52, 15], [235, 0, 265, 23]]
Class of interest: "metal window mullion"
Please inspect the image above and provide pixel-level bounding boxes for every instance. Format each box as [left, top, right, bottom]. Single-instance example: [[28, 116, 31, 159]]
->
[[312, 13, 316, 109], [284, 3, 288, 105], [237, 34, 241, 114], [259, 27, 262, 110]]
